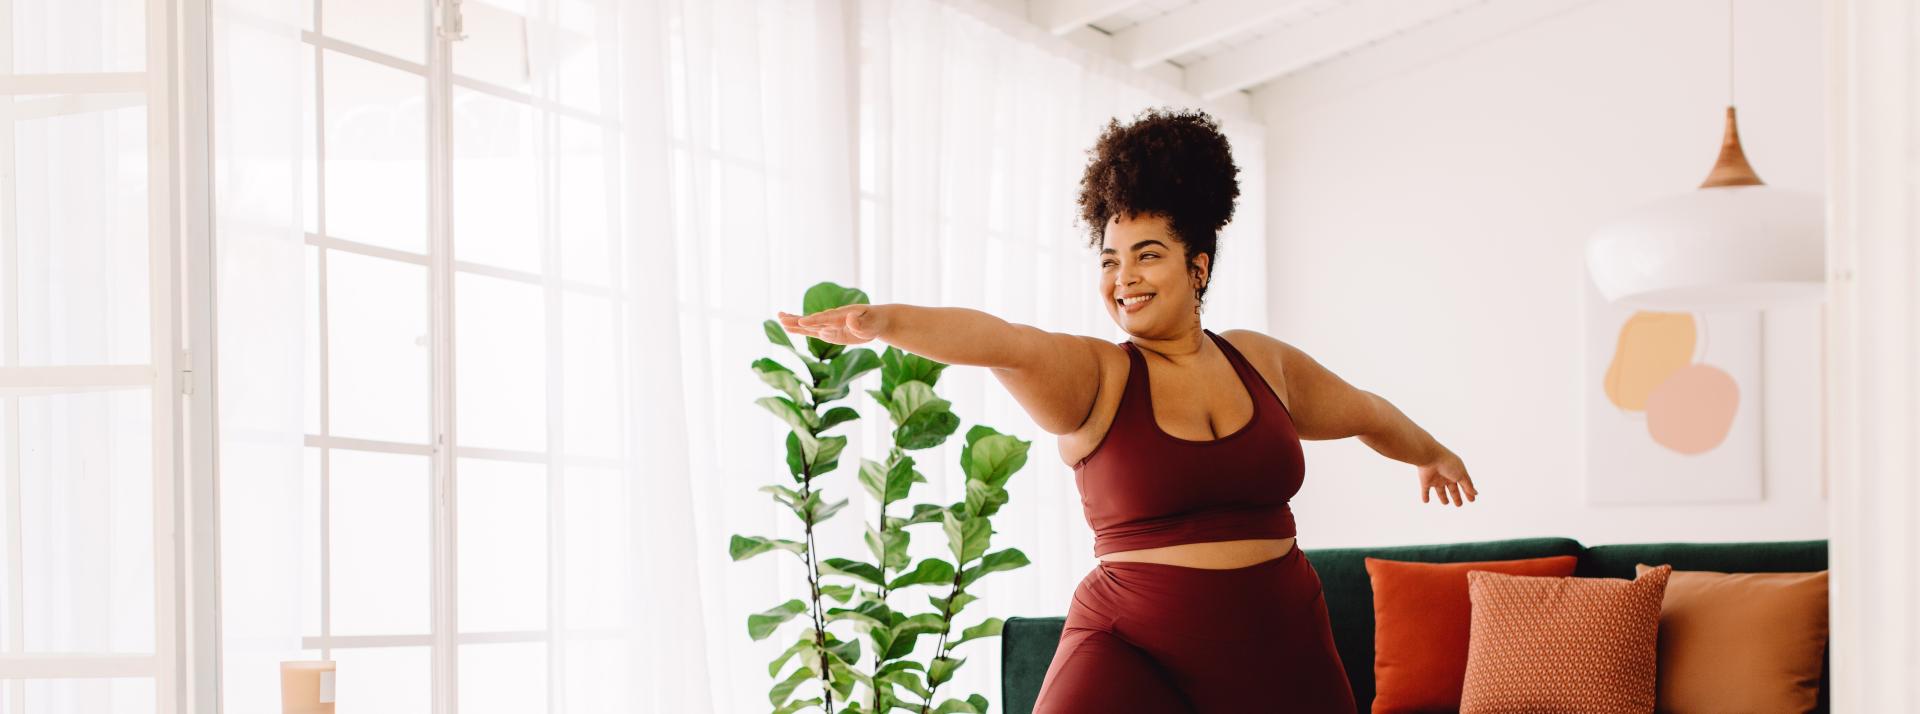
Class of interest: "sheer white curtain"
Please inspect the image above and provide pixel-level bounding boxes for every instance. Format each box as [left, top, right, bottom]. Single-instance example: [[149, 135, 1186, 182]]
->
[[212, 0, 1262, 711]]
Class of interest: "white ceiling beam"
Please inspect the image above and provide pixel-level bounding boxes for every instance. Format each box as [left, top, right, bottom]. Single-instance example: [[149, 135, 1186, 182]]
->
[[1251, 0, 1606, 118], [1112, 0, 1327, 69], [1028, 0, 1151, 36], [1184, 0, 1487, 99]]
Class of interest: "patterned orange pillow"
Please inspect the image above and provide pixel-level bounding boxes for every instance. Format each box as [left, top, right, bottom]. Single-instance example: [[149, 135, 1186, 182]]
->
[[1460, 564, 1672, 714], [1364, 555, 1579, 714]]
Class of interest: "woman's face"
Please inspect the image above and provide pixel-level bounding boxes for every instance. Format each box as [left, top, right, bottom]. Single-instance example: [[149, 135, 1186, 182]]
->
[[1099, 212, 1207, 335]]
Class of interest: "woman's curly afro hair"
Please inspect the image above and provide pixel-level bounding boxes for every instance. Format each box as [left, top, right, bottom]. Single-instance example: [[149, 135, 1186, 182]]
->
[[1077, 106, 1240, 306]]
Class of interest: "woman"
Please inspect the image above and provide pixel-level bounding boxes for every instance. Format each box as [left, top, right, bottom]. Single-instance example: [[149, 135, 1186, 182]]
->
[[779, 108, 1477, 713]]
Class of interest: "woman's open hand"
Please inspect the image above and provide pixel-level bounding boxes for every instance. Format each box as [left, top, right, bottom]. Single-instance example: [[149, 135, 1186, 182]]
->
[[777, 304, 888, 346], [1418, 449, 1478, 507]]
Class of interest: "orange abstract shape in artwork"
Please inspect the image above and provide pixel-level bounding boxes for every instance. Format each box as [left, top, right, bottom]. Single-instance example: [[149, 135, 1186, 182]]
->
[[1603, 312, 1697, 411], [1644, 364, 1741, 455]]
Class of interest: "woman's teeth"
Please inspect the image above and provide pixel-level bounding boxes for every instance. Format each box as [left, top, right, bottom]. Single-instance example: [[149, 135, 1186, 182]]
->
[[1119, 294, 1154, 306]]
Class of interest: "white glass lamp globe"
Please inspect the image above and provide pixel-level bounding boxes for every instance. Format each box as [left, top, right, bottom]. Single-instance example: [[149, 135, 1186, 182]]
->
[[1586, 184, 1825, 310]]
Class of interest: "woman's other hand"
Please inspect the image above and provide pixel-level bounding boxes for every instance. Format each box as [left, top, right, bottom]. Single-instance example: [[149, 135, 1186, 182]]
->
[[1418, 449, 1478, 508], [777, 304, 888, 346]]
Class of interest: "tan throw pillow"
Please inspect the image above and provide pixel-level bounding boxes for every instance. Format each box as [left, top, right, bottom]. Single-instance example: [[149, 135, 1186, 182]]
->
[[1634, 564, 1829, 714], [1459, 564, 1671, 714]]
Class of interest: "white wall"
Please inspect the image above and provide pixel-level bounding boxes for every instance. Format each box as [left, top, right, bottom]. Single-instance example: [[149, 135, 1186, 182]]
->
[[1251, 0, 1829, 548]]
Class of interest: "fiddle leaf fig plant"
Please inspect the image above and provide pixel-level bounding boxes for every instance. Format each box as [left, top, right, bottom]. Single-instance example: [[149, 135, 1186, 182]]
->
[[733, 282, 1032, 714]]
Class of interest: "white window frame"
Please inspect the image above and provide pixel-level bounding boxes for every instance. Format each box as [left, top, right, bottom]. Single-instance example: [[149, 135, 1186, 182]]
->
[[293, 2, 625, 713], [0, 0, 192, 712]]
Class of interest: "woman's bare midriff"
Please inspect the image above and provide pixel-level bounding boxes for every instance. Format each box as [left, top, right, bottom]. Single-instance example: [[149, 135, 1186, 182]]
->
[[1097, 537, 1295, 569]]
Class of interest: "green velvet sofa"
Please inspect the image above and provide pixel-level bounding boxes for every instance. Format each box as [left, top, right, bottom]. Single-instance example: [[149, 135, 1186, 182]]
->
[[1001, 537, 1829, 713]]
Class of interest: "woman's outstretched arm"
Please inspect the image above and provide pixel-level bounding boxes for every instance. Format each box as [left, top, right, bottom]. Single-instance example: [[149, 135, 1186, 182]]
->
[[778, 304, 1108, 435], [1225, 329, 1479, 507]]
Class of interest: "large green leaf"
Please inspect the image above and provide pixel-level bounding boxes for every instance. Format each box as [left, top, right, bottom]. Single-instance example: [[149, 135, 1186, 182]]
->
[[811, 435, 849, 474], [885, 557, 954, 590], [904, 503, 946, 526], [817, 406, 859, 432], [825, 636, 861, 669], [814, 348, 882, 401], [728, 534, 806, 562], [960, 428, 1030, 488], [888, 382, 959, 450], [880, 667, 930, 700], [756, 396, 816, 435], [768, 634, 814, 677], [942, 510, 992, 565], [769, 663, 814, 707], [928, 592, 979, 619], [803, 281, 870, 314], [880, 347, 947, 400], [760, 484, 801, 507], [862, 526, 910, 572], [949, 617, 1004, 648], [885, 457, 924, 503], [784, 432, 807, 478], [824, 604, 886, 630], [857, 459, 887, 504], [927, 655, 965, 687], [931, 697, 979, 714], [963, 480, 1010, 520], [884, 613, 947, 659], [818, 584, 856, 604], [773, 697, 822, 714], [748, 599, 808, 641], [959, 548, 1030, 589], [753, 358, 810, 405], [809, 495, 850, 525], [820, 558, 885, 587]]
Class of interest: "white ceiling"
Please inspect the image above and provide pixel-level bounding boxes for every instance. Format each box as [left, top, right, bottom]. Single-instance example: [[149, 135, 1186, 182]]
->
[[1015, 0, 1590, 102]]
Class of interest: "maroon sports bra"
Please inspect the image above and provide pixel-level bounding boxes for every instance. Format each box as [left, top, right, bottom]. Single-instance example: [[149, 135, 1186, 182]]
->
[[1073, 329, 1305, 557]]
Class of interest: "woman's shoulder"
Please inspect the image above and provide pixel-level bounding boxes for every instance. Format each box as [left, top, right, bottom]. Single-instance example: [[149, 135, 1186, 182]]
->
[[1215, 328, 1294, 406]]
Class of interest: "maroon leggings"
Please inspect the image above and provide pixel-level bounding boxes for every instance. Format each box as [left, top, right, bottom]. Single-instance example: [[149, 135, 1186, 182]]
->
[[1032, 544, 1357, 713]]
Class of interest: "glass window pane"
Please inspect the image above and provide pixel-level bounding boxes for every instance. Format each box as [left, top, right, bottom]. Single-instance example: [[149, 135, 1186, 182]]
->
[[20, 677, 155, 714], [327, 251, 428, 444], [458, 642, 547, 714], [330, 646, 430, 714], [11, 0, 146, 73], [452, 90, 539, 273], [457, 459, 546, 632], [12, 104, 150, 366], [545, 19, 601, 114], [561, 293, 618, 459], [453, 2, 530, 92], [17, 389, 154, 655], [323, 49, 428, 254], [455, 272, 545, 452], [558, 119, 610, 287], [561, 466, 626, 629], [321, 0, 425, 65], [329, 449, 429, 635]]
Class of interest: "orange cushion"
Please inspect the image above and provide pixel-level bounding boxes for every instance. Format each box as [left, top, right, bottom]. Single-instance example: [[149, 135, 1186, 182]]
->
[[1634, 564, 1828, 714], [1364, 555, 1579, 714], [1460, 564, 1671, 714]]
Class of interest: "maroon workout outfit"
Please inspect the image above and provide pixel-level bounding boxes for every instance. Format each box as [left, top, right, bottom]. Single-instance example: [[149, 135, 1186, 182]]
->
[[1032, 329, 1357, 713]]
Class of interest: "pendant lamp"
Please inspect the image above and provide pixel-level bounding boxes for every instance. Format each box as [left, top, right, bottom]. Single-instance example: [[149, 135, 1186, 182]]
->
[[1584, 1, 1824, 310]]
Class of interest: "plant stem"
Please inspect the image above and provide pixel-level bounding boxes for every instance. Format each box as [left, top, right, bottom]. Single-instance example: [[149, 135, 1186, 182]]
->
[[920, 571, 963, 714], [801, 443, 834, 712]]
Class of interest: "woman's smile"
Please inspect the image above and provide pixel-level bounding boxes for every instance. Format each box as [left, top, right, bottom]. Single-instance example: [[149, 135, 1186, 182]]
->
[[1117, 292, 1156, 313]]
